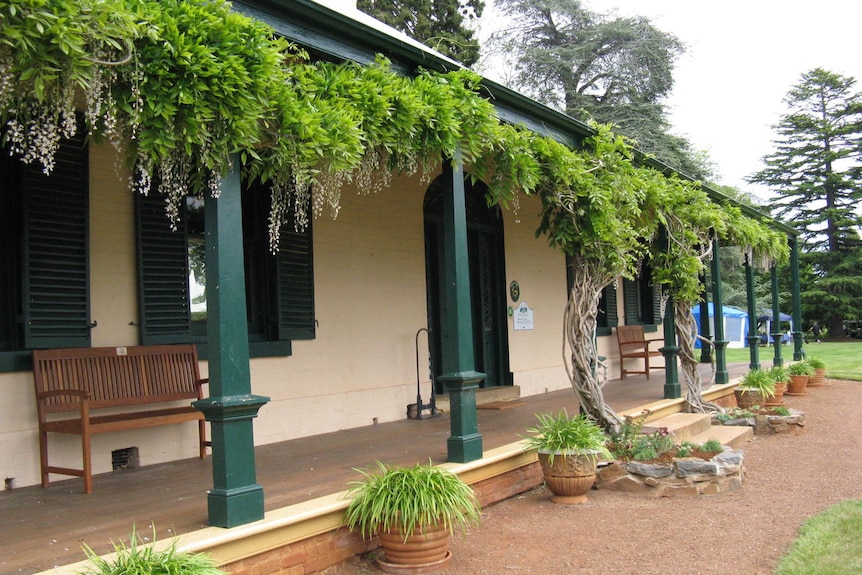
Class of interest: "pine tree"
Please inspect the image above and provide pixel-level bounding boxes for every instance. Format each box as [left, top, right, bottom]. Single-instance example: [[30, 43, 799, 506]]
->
[[749, 68, 862, 334]]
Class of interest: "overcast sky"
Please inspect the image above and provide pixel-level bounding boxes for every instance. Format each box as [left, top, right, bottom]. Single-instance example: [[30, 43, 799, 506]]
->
[[476, 0, 862, 201]]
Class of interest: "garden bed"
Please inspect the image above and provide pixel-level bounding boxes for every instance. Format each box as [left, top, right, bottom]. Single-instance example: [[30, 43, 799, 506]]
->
[[595, 447, 744, 496], [711, 406, 805, 435]]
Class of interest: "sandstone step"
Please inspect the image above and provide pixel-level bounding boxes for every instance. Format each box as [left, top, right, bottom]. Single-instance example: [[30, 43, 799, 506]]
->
[[646, 412, 713, 443], [434, 385, 521, 413], [689, 424, 754, 450]]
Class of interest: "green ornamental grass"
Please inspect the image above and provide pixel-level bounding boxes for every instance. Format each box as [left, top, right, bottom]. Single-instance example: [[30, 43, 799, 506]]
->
[[524, 409, 612, 465], [343, 461, 480, 541], [80, 529, 224, 575]]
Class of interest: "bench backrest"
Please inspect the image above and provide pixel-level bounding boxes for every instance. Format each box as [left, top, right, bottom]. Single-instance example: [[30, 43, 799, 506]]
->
[[33, 345, 202, 413], [616, 325, 648, 349]]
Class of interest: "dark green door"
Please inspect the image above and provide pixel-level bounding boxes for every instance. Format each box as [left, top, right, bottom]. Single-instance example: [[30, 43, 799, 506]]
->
[[423, 175, 510, 392]]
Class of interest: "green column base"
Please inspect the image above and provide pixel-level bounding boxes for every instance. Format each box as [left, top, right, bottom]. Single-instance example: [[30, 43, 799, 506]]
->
[[660, 345, 681, 400], [438, 371, 484, 463], [207, 484, 265, 528], [447, 433, 483, 463]]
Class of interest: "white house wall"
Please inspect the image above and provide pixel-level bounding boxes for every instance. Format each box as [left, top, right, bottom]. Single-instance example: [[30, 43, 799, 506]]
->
[[0, 145, 589, 489]]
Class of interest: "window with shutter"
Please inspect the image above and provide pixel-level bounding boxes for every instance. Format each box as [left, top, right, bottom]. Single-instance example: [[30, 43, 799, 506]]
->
[[623, 262, 660, 327], [136, 180, 315, 354], [0, 126, 90, 367], [277, 215, 316, 340], [598, 284, 618, 333], [136, 192, 192, 344]]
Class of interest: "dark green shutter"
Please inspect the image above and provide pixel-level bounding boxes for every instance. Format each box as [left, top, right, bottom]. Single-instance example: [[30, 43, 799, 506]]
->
[[651, 280, 664, 325], [277, 217, 315, 340], [136, 192, 192, 344], [601, 285, 618, 327], [622, 278, 639, 325], [22, 132, 90, 349]]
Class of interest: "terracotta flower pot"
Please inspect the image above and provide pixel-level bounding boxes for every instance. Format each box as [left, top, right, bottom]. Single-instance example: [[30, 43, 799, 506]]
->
[[808, 368, 826, 387], [537, 451, 598, 504], [734, 388, 769, 409], [765, 381, 786, 406], [786, 374, 809, 396], [377, 521, 451, 574]]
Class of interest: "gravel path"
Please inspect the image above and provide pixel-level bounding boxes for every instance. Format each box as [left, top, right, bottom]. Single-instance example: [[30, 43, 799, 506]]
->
[[329, 379, 862, 575]]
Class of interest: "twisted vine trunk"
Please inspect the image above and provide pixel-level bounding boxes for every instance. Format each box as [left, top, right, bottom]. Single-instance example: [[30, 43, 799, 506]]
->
[[564, 263, 622, 432], [675, 301, 721, 413]]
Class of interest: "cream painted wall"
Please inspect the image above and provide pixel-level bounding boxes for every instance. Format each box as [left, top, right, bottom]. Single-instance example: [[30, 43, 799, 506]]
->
[[250, 172, 433, 444], [0, 144, 636, 490], [498, 196, 570, 396]]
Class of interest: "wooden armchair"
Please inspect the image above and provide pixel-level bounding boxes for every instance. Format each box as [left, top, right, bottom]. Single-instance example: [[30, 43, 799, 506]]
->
[[615, 325, 664, 379]]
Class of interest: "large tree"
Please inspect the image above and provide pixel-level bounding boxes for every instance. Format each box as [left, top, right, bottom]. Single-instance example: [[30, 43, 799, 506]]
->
[[487, 0, 710, 179], [749, 68, 862, 335], [357, 0, 484, 66]]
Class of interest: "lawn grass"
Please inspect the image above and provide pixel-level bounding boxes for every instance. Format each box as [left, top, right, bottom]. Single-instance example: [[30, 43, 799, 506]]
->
[[774, 499, 862, 575], [722, 341, 862, 381]]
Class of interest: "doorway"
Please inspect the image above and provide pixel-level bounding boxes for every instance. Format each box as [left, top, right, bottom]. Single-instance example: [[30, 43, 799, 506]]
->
[[423, 174, 511, 393]]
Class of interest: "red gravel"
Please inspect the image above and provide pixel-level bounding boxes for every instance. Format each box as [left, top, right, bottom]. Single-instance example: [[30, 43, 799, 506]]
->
[[326, 379, 862, 575]]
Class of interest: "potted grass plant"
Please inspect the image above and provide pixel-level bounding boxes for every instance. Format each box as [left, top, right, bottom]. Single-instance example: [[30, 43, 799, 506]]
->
[[787, 360, 815, 395], [734, 369, 776, 409], [524, 409, 612, 504], [765, 365, 789, 406], [807, 357, 827, 386], [343, 461, 480, 573], [80, 529, 224, 575]]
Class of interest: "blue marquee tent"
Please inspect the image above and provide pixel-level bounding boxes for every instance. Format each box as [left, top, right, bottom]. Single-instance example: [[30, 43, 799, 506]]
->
[[692, 303, 748, 348], [755, 312, 794, 345]]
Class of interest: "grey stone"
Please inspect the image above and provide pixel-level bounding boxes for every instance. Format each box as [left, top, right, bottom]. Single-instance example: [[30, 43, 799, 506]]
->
[[675, 458, 719, 477], [714, 449, 744, 466], [626, 461, 673, 478]]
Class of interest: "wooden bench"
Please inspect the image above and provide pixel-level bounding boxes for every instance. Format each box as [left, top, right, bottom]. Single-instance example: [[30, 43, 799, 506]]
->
[[32, 344, 209, 494], [615, 325, 664, 379]]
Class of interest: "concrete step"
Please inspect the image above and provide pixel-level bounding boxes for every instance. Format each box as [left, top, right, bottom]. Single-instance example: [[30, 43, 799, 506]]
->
[[646, 412, 712, 444], [434, 385, 521, 413], [689, 425, 754, 450]]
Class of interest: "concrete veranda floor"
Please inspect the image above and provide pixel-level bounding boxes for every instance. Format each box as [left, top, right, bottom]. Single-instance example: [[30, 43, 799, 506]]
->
[[0, 363, 747, 575]]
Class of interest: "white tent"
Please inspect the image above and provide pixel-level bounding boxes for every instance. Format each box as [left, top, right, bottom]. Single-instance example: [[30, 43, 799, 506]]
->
[[692, 303, 748, 349]]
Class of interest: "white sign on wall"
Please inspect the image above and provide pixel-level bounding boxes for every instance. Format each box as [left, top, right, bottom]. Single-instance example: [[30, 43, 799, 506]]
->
[[513, 302, 534, 331]]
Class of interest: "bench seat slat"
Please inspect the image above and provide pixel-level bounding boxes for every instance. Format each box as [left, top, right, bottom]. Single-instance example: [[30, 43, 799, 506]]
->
[[42, 406, 203, 434]]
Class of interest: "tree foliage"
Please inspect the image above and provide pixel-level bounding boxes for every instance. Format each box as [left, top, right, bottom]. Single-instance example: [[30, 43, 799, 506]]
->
[[749, 68, 862, 330], [357, 0, 484, 66], [487, 0, 710, 178]]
